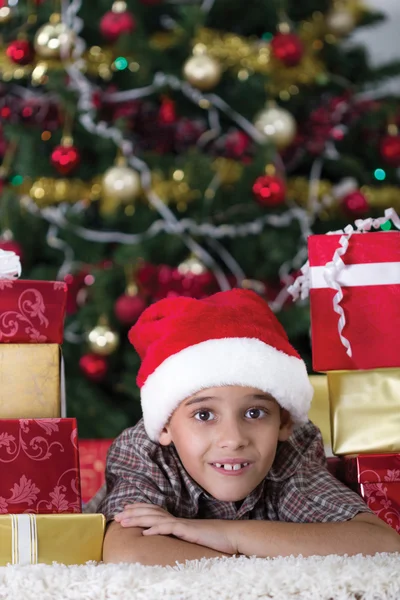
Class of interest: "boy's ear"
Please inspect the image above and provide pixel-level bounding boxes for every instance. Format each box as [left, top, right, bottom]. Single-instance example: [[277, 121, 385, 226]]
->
[[158, 424, 173, 446], [278, 408, 294, 442]]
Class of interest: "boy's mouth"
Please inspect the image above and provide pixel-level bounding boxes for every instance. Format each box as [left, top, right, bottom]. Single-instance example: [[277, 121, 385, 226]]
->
[[210, 462, 251, 475]]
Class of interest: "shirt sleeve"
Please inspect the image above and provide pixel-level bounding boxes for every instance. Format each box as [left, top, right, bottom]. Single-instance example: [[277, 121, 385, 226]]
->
[[277, 426, 373, 523], [97, 427, 173, 522]]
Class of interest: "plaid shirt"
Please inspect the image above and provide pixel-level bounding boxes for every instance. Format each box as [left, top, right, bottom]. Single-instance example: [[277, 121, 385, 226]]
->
[[97, 418, 371, 523]]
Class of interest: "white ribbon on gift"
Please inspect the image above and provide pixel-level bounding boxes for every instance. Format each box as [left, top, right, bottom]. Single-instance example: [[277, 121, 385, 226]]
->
[[288, 207, 400, 357], [10, 514, 38, 565], [0, 250, 21, 280]]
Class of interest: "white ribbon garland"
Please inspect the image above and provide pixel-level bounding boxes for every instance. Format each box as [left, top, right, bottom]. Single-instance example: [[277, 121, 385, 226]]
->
[[10, 0, 316, 313], [288, 208, 400, 356], [61, 0, 235, 291], [0, 249, 21, 279], [23, 197, 310, 242]]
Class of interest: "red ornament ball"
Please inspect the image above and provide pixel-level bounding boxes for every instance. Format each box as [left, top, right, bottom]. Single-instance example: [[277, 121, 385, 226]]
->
[[100, 10, 136, 42], [51, 143, 80, 175], [158, 97, 177, 125], [0, 239, 23, 261], [271, 32, 304, 67], [252, 175, 286, 207], [225, 130, 251, 159], [380, 135, 400, 167], [114, 293, 146, 325], [79, 353, 108, 382], [341, 191, 369, 217], [6, 40, 33, 65]]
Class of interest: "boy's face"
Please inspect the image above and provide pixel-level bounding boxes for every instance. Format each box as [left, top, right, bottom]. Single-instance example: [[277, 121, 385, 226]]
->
[[158, 385, 293, 503]]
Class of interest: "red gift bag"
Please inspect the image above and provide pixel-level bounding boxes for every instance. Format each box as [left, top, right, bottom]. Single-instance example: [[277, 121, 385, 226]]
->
[[307, 231, 400, 371]]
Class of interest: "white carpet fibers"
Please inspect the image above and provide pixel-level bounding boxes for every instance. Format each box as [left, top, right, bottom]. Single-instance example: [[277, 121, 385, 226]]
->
[[1, 553, 400, 600]]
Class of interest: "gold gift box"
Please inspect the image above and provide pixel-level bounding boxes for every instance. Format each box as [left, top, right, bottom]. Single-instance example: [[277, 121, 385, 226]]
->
[[0, 514, 105, 565], [308, 375, 332, 452], [327, 369, 400, 455], [0, 344, 64, 418]]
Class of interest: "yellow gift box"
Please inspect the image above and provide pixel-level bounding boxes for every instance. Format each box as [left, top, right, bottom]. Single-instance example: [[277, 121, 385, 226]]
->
[[0, 344, 65, 418], [0, 514, 105, 565], [308, 375, 332, 452], [327, 369, 400, 455]]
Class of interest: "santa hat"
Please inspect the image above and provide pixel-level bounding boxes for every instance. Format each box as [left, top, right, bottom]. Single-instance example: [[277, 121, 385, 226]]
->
[[129, 288, 313, 442]]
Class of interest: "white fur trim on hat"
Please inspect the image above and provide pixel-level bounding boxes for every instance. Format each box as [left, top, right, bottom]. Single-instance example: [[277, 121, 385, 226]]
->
[[140, 337, 314, 442]]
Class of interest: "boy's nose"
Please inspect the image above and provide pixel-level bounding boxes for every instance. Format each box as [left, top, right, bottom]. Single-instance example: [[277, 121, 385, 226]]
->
[[216, 419, 249, 449]]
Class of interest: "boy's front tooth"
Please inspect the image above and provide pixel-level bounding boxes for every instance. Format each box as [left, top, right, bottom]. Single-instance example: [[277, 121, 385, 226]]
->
[[233, 464, 241, 471], [223, 464, 233, 470]]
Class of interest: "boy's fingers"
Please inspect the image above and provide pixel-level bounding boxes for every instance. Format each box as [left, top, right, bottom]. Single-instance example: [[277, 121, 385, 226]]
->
[[142, 524, 173, 536], [119, 515, 174, 528], [115, 506, 169, 520], [123, 503, 168, 510]]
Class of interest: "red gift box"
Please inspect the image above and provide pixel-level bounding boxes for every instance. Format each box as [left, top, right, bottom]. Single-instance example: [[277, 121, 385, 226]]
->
[[0, 419, 81, 514], [342, 454, 400, 534], [0, 280, 67, 344], [79, 439, 113, 504], [308, 231, 400, 371]]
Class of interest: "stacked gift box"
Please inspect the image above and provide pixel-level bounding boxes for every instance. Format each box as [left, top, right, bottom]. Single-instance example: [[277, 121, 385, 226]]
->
[[291, 209, 400, 534], [0, 251, 105, 565], [80, 439, 113, 504]]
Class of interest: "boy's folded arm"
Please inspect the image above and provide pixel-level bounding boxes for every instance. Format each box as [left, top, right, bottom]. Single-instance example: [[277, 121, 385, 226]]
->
[[233, 512, 400, 558], [102, 520, 233, 566]]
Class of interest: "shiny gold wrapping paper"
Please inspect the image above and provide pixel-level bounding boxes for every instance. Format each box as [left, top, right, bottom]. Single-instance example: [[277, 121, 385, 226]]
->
[[0, 344, 61, 418], [0, 514, 105, 565], [327, 369, 400, 455], [308, 375, 331, 449]]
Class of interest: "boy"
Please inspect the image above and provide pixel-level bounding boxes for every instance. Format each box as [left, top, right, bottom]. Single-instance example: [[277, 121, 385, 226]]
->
[[99, 289, 400, 565]]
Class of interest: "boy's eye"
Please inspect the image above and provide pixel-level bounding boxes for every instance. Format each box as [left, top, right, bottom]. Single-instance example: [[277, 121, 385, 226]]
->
[[245, 408, 267, 419], [194, 410, 214, 422]]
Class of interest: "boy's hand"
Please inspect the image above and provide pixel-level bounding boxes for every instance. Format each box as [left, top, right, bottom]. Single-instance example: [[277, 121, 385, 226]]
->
[[114, 502, 239, 555]]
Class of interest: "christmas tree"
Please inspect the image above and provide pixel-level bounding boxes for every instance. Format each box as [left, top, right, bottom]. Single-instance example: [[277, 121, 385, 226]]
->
[[1, 0, 400, 438]]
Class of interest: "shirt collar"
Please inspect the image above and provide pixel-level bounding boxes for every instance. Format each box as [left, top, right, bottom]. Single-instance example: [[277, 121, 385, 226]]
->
[[267, 428, 308, 482]]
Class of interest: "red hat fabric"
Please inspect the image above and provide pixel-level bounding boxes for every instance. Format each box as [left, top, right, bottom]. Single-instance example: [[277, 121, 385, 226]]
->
[[129, 288, 313, 441]]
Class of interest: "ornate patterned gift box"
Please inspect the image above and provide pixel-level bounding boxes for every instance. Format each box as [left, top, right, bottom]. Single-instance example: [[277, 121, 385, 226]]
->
[[342, 454, 400, 534], [79, 439, 113, 504], [0, 513, 105, 565], [0, 344, 65, 418], [0, 418, 81, 514], [0, 279, 67, 344]]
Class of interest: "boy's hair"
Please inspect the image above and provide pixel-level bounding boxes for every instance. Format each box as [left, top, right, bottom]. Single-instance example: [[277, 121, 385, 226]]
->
[[129, 289, 313, 442]]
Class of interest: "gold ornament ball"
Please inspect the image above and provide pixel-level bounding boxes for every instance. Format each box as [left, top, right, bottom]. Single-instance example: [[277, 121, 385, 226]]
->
[[34, 21, 75, 59], [102, 166, 141, 202], [326, 7, 356, 36], [87, 324, 120, 356], [183, 55, 222, 91], [254, 105, 297, 150], [178, 256, 206, 275], [0, 2, 13, 24]]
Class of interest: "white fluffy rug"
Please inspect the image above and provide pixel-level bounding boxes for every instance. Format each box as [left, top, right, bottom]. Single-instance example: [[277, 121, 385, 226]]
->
[[1, 554, 400, 599]]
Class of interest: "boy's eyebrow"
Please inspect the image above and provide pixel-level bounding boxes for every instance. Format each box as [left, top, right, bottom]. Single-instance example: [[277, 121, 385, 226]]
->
[[184, 393, 275, 407]]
